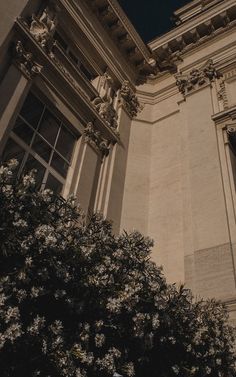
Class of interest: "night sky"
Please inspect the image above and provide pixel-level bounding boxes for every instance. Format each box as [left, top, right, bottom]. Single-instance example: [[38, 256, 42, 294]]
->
[[118, 0, 193, 42]]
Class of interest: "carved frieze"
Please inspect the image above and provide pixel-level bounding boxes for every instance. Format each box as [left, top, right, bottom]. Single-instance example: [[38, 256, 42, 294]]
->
[[84, 122, 110, 157], [14, 40, 42, 79], [120, 80, 141, 118], [92, 97, 118, 130], [175, 59, 222, 96], [29, 4, 58, 50]]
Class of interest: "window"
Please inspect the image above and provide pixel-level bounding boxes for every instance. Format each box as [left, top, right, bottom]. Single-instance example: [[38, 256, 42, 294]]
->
[[1, 92, 77, 194], [54, 31, 95, 81]]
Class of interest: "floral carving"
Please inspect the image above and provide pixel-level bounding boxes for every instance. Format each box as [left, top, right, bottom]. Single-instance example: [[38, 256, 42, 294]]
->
[[14, 41, 42, 79], [175, 59, 222, 96], [93, 97, 118, 130], [120, 80, 141, 118], [29, 5, 58, 49], [84, 122, 110, 157]]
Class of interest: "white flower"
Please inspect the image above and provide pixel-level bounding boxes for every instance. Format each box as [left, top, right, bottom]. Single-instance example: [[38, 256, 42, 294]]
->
[[172, 365, 180, 375], [122, 362, 135, 377], [95, 333, 105, 347], [27, 316, 45, 335], [152, 313, 160, 330], [206, 366, 211, 375], [5, 307, 20, 323]]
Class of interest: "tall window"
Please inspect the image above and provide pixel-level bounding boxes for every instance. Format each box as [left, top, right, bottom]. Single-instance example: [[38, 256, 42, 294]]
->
[[1, 92, 77, 194]]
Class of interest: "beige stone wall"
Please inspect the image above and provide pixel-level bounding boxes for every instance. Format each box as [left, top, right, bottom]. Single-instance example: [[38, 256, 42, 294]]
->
[[121, 25, 236, 308], [120, 118, 151, 235]]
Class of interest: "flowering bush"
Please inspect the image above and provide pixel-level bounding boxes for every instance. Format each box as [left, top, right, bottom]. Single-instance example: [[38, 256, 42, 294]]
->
[[0, 160, 235, 377]]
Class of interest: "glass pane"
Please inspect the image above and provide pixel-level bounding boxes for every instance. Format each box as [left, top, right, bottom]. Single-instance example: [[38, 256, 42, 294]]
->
[[20, 93, 44, 128], [56, 125, 76, 161], [51, 152, 69, 178], [45, 173, 63, 194], [38, 109, 60, 146], [68, 50, 79, 65], [1, 138, 25, 173], [80, 64, 93, 81], [24, 155, 46, 189], [32, 135, 52, 163], [13, 117, 34, 145]]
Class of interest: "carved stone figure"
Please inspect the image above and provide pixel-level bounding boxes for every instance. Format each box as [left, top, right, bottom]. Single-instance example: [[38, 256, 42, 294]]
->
[[14, 41, 42, 79], [30, 5, 58, 49], [120, 80, 141, 118]]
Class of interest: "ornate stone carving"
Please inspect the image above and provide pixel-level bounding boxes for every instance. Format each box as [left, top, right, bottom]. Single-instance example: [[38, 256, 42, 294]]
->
[[84, 122, 110, 157], [120, 80, 141, 118], [92, 97, 118, 130], [29, 4, 58, 49], [14, 41, 42, 79], [175, 59, 222, 96]]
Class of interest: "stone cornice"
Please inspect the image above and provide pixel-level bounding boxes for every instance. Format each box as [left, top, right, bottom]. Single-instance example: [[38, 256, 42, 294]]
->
[[83, 0, 157, 81], [60, 0, 138, 85], [149, 0, 236, 70]]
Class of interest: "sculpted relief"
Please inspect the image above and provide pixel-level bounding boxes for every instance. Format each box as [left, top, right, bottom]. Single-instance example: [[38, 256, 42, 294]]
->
[[29, 5, 58, 49], [120, 80, 141, 118], [14, 41, 42, 79], [175, 59, 222, 96]]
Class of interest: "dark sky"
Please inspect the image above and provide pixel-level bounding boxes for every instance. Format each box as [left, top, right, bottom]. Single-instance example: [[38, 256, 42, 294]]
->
[[118, 0, 192, 42]]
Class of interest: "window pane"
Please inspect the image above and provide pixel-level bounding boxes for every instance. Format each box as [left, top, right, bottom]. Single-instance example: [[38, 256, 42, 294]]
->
[[38, 110, 60, 146], [68, 50, 79, 65], [51, 152, 69, 178], [32, 135, 52, 163], [56, 125, 76, 161], [20, 93, 44, 128], [80, 64, 93, 81], [45, 173, 63, 194], [1, 138, 25, 174], [54, 31, 68, 51], [13, 117, 34, 145], [24, 155, 46, 189]]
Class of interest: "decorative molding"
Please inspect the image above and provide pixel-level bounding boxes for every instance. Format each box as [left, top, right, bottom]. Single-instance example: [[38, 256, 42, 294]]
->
[[175, 59, 222, 96], [217, 80, 229, 110], [84, 122, 110, 157], [13, 40, 42, 79], [92, 97, 118, 130], [29, 4, 59, 50], [120, 80, 142, 118]]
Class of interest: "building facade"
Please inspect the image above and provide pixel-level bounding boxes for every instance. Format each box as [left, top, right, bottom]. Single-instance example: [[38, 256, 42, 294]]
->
[[1, 0, 236, 322]]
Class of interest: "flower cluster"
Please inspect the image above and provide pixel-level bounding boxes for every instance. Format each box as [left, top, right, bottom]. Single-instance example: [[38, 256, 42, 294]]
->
[[0, 160, 235, 377]]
